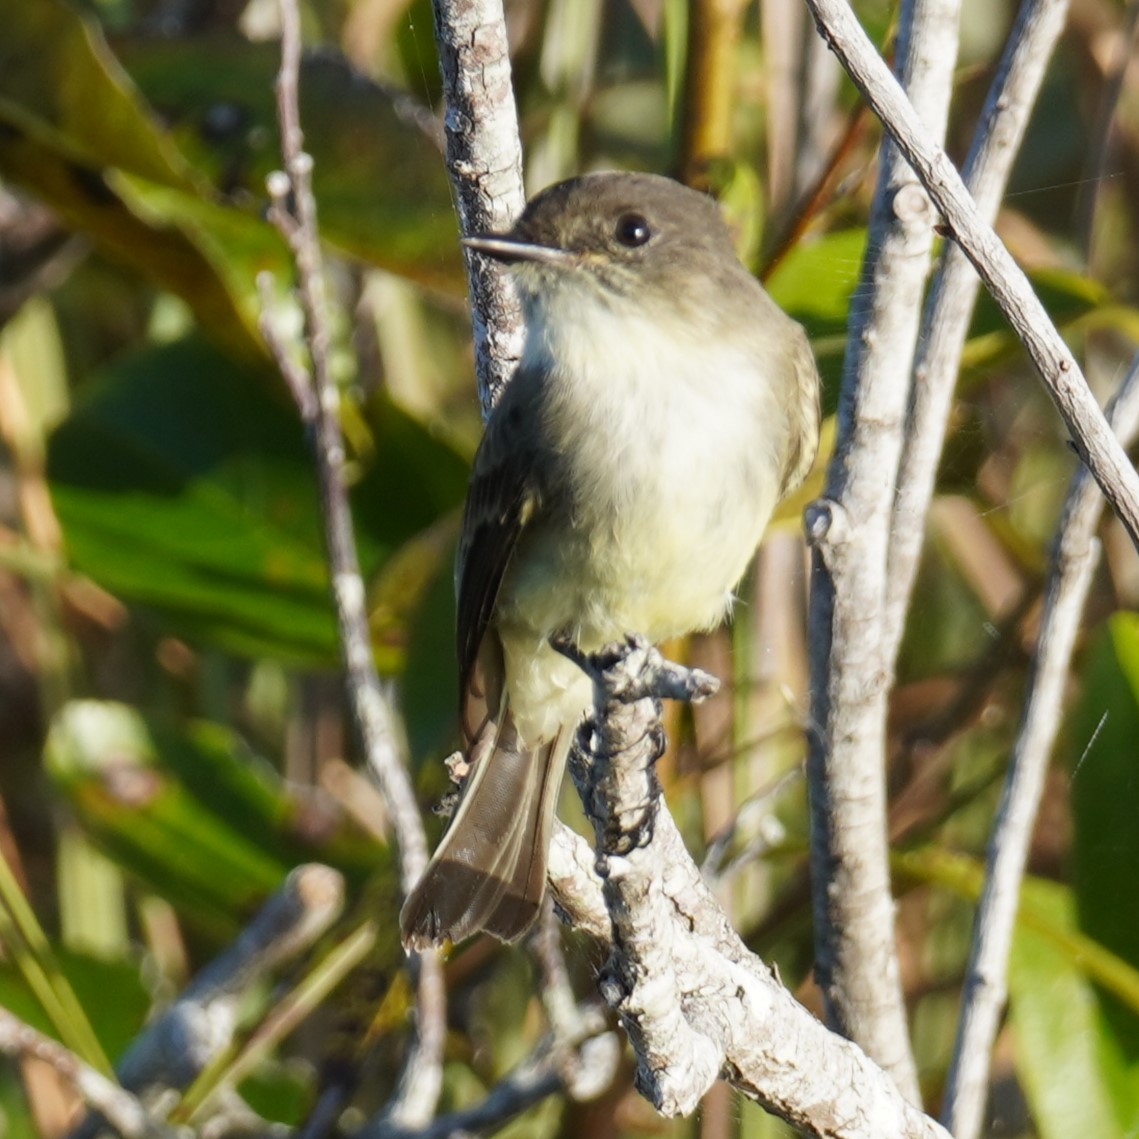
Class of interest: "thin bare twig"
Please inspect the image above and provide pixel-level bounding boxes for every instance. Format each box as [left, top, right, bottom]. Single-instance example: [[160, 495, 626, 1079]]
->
[[373, 959, 447, 1129], [429, 0, 527, 414], [177, 921, 377, 1123], [701, 767, 803, 883], [942, 354, 1139, 1139], [805, 0, 959, 1100], [533, 899, 582, 1051], [265, 0, 429, 903], [293, 1086, 345, 1139], [366, 1002, 615, 1139], [259, 0, 445, 1127], [0, 1009, 173, 1139], [365, 1048, 558, 1139], [883, 0, 1072, 659], [531, 900, 621, 1101], [66, 866, 343, 1139], [801, 0, 1139, 548], [760, 100, 868, 281]]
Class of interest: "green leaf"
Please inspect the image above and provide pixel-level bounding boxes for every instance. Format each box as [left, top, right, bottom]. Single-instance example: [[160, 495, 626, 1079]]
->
[[0, 0, 271, 359], [0, 0, 196, 189], [0, 845, 114, 1073], [966, 267, 1105, 349], [46, 335, 468, 665], [764, 232, 1139, 413], [401, 531, 461, 766], [898, 845, 1139, 1136], [45, 701, 390, 939], [1068, 614, 1139, 1076], [1009, 880, 1139, 1139], [896, 847, 1139, 1014], [237, 1066, 314, 1127], [0, 1066, 37, 1139], [764, 228, 864, 412], [114, 35, 463, 290], [1070, 614, 1139, 957], [0, 127, 270, 362], [48, 337, 336, 661], [764, 227, 867, 341], [0, 949, 150, 1065], [0, 3, 466, 348], [962, 268, 1139, 377]]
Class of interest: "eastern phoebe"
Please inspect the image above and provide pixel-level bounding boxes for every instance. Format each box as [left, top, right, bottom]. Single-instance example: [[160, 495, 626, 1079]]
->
[[400, 172, 820, 949]]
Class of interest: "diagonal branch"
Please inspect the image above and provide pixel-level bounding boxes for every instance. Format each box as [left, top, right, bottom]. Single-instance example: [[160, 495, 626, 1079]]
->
[[365, 1014, 615, 1139], [800, 0, 1139, 550], [264, 0, 429, 914], [547, 822, 610, 940], [67, 865, 343, 1139]]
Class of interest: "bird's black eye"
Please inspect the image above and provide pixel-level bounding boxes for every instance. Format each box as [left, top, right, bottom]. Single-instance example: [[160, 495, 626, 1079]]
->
[[614, 213, 652, 247]]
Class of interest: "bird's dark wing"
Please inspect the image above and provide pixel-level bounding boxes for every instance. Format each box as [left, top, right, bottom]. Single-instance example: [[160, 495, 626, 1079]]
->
[[455, 378, 544, 740]]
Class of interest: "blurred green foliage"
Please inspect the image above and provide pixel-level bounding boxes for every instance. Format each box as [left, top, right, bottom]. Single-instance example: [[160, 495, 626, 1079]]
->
[[0, 0, 1137, 1135]]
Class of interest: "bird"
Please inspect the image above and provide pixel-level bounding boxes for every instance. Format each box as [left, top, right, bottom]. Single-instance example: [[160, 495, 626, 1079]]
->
[[400, 171, 820, 949]]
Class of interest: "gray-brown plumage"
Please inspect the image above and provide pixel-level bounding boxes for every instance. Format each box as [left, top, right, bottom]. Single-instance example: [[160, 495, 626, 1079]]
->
[[400, 173, 820, 948]]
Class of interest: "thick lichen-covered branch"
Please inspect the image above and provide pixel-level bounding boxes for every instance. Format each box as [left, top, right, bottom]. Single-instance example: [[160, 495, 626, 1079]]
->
[[565, 638, 951, 1137]]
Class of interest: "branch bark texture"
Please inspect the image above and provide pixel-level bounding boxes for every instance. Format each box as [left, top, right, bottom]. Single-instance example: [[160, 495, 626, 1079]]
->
[[801, 0, 1139, 549], [547, 821, 610, 940], [883, 0, 1072, 656], [805, 0, 959, 1100], [941, 355, 1139, 1139], [430, 0, 527, 413], [570, 640, 951, 1138]]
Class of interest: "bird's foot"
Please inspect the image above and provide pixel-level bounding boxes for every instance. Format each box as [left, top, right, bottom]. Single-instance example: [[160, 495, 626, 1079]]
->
[[550, 632, 720, 705]]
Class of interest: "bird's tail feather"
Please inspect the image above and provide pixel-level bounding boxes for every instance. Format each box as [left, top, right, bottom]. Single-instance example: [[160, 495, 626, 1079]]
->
[[399, 709, 570, 948]]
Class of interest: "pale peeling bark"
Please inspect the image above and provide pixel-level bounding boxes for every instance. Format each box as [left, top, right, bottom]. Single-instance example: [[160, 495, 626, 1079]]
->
[[805, 0, 959, 1102], [430, 0, 527, 413], [942, 355, 1139, 1139], [548, 821, 611, 940]]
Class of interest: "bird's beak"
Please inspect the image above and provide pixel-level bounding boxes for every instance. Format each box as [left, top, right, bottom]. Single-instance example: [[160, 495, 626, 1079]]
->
[[462, 234, 573, 265]]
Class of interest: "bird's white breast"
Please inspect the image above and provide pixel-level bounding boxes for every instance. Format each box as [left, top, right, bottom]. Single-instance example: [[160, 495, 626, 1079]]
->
[[496, 285, 784, 743]]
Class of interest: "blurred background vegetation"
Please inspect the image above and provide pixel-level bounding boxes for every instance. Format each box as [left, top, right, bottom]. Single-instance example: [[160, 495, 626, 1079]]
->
[[1, 0, 1138, 1135]]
